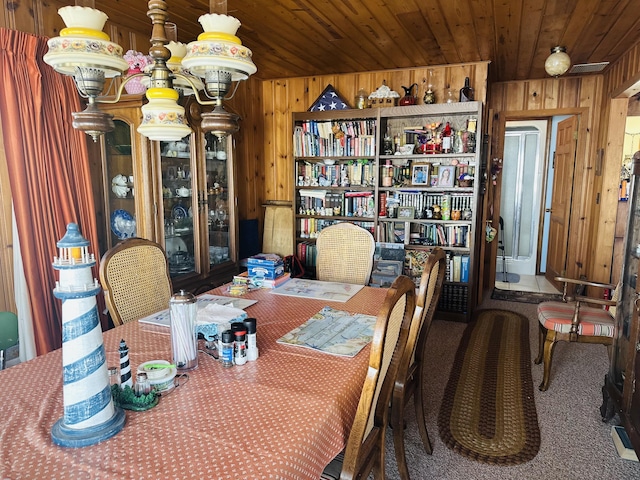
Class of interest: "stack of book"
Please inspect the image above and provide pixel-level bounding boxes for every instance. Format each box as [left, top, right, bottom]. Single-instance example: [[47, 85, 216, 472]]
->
[[236, 271, 291, 289]]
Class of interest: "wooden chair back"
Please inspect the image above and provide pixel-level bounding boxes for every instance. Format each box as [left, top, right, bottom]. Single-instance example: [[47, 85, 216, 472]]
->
[[99, 238, 172, 326], [391, 248, 446, 479], [316, 223, 375, 285], [339, 275, 415, 479]]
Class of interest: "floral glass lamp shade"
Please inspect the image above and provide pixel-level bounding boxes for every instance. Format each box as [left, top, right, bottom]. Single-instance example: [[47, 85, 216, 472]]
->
[[43, 6, 129, 140], [545, 46, 571, 77], [182, 13, 257, 101], [137, 88, 192, 141]]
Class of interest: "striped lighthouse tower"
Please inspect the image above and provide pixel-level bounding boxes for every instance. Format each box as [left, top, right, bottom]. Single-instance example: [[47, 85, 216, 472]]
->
[[51, 223, 126, 448]]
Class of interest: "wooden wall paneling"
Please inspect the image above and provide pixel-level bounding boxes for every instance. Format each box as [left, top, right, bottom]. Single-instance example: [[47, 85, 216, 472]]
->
[[608, 44, 640, 98], [592, 98, 628, 282], [40, 0, 67, 38], [487, 76, 602, 284], [273, 77, 292, 202], [1, 0, 37, 33], [242, 77, 265, 221], [591, 42, 640, 283]]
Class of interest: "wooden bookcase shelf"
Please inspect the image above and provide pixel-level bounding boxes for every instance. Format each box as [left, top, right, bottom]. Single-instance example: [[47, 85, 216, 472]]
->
[[292, 102, 483, 321]]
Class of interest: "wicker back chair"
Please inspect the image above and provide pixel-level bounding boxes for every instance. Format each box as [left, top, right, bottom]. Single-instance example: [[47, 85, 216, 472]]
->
[[316, 223, 375, 285], [321, 275, 416, 480], [99, 238, 172, 326], [391, 248, 446, 480]]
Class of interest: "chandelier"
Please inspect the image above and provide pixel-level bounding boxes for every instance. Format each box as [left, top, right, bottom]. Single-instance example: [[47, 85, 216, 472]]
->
[[43, 1, 256, 141]]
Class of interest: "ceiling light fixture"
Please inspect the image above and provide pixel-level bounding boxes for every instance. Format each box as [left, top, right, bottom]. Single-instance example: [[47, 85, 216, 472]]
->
[[544, 46, 571, 78], [43, 1, 255, 142]]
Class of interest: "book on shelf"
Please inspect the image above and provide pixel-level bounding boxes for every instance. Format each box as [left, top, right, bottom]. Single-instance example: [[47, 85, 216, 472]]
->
[[460, 255, 470, 283], [611, 425, 639, 461], [452, 255, 462, 282]]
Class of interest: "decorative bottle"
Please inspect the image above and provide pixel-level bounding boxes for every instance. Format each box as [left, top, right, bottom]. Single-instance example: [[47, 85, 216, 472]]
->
[[459, 77, 474, 102], [442, 122, 453, 154]]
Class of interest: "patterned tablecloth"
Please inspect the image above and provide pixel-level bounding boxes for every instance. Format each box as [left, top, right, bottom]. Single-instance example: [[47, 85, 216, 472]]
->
[[0, 286, 386, 480]]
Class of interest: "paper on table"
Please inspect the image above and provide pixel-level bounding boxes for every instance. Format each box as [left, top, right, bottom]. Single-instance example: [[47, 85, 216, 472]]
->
[[138, 294, 257, 328], [270, 278, 364, 302], [277, 306, 376, 357]]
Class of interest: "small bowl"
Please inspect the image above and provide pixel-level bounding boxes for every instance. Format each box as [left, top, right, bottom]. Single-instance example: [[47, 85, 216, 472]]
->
[[399, 144, 415, 155], [323, 159, 336, 165], [138, 360, 177, 392]]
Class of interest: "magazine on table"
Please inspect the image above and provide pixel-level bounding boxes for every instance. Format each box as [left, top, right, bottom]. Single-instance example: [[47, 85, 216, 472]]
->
[[277, 306, 376, 357]]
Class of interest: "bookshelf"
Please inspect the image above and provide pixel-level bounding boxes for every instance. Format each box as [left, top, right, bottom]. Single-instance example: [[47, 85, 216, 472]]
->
[[292, 102, 483, 322]]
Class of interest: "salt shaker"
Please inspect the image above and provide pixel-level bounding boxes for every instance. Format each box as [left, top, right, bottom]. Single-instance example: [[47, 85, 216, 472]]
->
[[170, 290, 198, 371], [234, 330, 247, 366], [220, 330, 235, 367], [244, 318, 258, 361]]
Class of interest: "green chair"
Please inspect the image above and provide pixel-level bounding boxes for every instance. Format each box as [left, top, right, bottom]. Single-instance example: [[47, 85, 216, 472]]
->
[[0, 311, 19, 370]]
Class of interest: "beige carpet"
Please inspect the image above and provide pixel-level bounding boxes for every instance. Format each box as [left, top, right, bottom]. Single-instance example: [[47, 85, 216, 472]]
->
[[381, 298, 640, 479]]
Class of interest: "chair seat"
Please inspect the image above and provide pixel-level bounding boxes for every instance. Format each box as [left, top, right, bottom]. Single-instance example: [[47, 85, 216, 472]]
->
[[537, 301, 615, 337]]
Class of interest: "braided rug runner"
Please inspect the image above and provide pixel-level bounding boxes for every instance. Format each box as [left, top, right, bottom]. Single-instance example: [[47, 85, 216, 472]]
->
[[438, 309, 540, 465]]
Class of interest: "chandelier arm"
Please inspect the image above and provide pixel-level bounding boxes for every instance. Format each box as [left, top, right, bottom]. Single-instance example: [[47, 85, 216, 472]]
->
[[222, 80, 241, 101], [96, 73, 148, 104], [173, 72, 221, 106], [198, 77, 241, 102]]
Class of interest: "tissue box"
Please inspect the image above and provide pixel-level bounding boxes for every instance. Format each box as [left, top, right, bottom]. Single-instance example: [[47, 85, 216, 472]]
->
[[247, 254, 284, 280]]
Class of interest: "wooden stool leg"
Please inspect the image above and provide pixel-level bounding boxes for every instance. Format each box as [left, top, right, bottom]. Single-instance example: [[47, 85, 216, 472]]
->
[[539, 330, 557, 391]]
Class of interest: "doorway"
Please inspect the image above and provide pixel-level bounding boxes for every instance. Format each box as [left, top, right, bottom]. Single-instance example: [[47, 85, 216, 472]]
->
[[498, 120, 547, 277], [495, 116, 572, 294]]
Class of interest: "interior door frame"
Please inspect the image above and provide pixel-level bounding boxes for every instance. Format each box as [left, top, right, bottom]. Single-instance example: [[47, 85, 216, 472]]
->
[[480, 107, 589, 302]]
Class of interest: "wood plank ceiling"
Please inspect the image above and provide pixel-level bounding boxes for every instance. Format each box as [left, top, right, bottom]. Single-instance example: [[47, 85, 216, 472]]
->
[[94, 0, 640, 83]]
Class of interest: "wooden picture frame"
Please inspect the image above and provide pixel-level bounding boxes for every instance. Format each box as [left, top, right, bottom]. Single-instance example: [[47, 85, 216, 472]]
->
[[398, 206, 415, 219], [411, 163, 430, 185], [438, 165, 455, 187]]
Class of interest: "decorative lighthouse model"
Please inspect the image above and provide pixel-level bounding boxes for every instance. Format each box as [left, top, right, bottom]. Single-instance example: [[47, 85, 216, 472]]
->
[[51, 223, 126, 447]]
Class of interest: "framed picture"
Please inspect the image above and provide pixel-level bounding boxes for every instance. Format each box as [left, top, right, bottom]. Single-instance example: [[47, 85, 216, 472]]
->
[[411, 163, 430, 185], [398, 206, 415, 219], [438, 165, 455, 188]]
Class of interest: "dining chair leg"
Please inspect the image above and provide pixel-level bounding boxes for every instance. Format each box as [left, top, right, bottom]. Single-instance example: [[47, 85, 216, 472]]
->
[[391, 399, 411, 480], [538, 330, 557, 391], [413, 379, 433, 455], [534, 323, 546, 364]]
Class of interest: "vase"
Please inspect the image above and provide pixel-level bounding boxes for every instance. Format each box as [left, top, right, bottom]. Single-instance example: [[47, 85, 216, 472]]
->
[[124, 68, 147, 95]]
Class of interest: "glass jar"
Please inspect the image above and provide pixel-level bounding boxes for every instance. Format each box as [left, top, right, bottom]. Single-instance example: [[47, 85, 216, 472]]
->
[[170, 290, 198, 371], [355, 88, 368, 109]]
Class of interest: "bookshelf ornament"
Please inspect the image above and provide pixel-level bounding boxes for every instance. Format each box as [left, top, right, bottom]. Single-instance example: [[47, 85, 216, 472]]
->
[[308, 84, 350, 112], [51, 223, 126, 447]]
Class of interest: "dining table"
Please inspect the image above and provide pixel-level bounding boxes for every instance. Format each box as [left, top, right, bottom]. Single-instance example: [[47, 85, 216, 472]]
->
[[0, 284, 387, 479]]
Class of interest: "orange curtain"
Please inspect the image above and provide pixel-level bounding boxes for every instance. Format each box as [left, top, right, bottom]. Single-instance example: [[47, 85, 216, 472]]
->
[[0, 28, 106, 355]]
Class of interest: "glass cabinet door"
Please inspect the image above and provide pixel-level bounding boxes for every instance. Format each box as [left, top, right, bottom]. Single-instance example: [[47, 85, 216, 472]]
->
[[160, 136, 196, 278], [103, 119, 137, 250], [205, 132, 233, 267]]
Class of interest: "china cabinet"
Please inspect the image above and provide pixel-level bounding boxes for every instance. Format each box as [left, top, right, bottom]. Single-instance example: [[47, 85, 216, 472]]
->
[[96, 96, 238, 293], [602, 154, 640, 455], [292, 102, 483, 322]]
